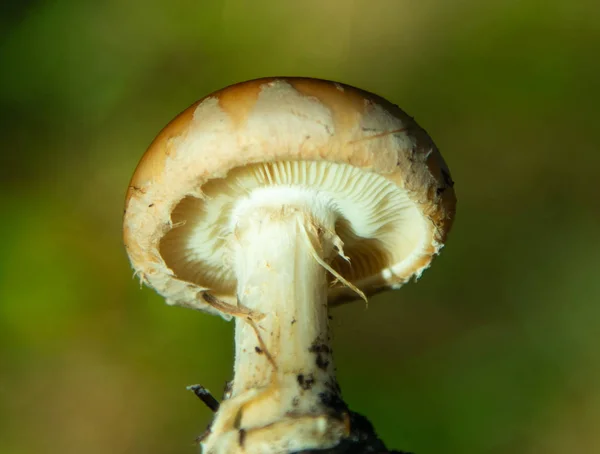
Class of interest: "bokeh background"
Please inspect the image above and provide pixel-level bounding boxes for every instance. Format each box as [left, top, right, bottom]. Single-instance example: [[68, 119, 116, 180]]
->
[[1, 1, 599, 453]]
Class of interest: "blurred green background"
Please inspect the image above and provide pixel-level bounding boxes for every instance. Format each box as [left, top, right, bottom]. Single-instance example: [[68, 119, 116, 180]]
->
[[1, 1, 599, 453]]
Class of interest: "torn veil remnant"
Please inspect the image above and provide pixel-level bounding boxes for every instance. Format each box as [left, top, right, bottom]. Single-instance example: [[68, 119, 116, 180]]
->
[[123, 77, 456, 454]]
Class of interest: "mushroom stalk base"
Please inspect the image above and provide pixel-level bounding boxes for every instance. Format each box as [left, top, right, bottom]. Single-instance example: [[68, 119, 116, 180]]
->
[[201, 204, 349, 454]]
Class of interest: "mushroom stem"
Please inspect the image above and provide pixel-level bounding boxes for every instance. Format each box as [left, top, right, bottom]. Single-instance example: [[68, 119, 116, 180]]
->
[[202, 202, 349, 453], [233, 206, 337, 401]]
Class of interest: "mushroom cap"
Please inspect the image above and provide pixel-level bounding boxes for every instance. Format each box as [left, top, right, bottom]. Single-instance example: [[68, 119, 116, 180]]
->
[[123, 77, 456, 317]]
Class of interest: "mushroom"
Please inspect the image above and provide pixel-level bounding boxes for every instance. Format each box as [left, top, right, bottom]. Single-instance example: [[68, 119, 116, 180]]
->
[[123, 77, 456, 454]]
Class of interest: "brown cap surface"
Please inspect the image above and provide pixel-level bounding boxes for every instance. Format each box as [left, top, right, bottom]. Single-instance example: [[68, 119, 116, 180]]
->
[[123, 77, 456, 317]]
